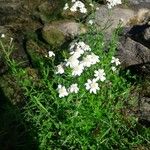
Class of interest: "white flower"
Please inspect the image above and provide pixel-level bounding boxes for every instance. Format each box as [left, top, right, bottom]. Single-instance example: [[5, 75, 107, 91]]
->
[[76, 46, 87, 53], [85, 79, 100, 94], [111, 56, 121, 66], [106, 0, 122, 9], [80, 7, 87, 13], [78, 41, 91, 52], [111, 66, 117, 71], [56, 64, 64, 74], [72, 0, 76, 3], [70, 51, 81, 58], [88, 20, 94, 25], [89, 3, 94, 7], [70, 45, 84, 58], [10, 37, 13, 45], [94, 69, 106, 82], [48, 51, 55, 57], [119, 18, 124, 22], [81, 55, 93, 67], [90, 53, 100, 65], [70, 5, 77, 12], [57, 85, 68, 98], [1, 34, 5, 38], [78, 41, 85, 47], [10, 37, 13, 42], [68, 83, 79, 93], [69, 42, 76, 51], [63, 3, 69, 10], [82, 53, 100, 67], [70, 1, 87, 14], [72, 64, 84, 76], [75, 1, 85, 8], [70, 41, 91, 53], [66, 55, 79, 68], [96, 7, 99, 10]]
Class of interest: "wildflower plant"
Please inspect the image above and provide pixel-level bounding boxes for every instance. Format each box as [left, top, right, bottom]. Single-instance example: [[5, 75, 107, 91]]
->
[[1, 26, 150, 150], [63, 0, 88, 13], [106, 0, 122, 8]]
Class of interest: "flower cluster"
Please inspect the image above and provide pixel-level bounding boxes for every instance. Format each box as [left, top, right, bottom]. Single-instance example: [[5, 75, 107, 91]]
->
[[54, 41, 108, 96], [48, 51, 55, 57], [106, 0, 122, 9], [52, 42, 122, 97], [66, 41, 99, 76], [111, 56, 121, 71], [45, 40, 122, 97], [56, 41, 93, 76], [57, 83, 79, 98], [84, 68, 106, 94], [63, 0, 87, 14]]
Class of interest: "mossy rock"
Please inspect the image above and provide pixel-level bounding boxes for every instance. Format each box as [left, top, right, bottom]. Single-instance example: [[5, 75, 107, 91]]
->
[[0, 74, 23, 105], [42, 26, 65, 48], [26, 39, 48, 66], [42, 20, 87, 48], [37, 0, 67, 23], [0, 66, 41, 105]]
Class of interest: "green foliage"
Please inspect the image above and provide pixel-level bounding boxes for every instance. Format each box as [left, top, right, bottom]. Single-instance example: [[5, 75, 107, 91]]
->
[[0, 27, 150, 150]]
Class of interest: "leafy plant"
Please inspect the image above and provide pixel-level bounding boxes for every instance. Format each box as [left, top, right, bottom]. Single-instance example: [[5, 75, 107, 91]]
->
[[0, 25, 150, 150]]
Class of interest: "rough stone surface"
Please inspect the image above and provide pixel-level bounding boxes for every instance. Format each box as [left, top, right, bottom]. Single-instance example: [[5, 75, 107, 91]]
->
[[0, 0, 45, 75], [118, 37, 150, 68], [128, 0, 150, 5], [42, 20, 86, 47], [0, 55, 7, 75], [0, 0, 23, 25], [143, 27, 150, 41], [118, 20, 150, 126], [37, 1, 66, 23], [26, 39, 47, 66], [0, 0, 43, 31], [125, 23, 150, 49], [95, 6, 135, 33], [139, 97, 150, 125], [95, 5, 150, 36], [0, 74, 23, 104]]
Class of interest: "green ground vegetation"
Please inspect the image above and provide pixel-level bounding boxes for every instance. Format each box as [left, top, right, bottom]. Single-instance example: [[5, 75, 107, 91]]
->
[[0, 26, 150, 150]]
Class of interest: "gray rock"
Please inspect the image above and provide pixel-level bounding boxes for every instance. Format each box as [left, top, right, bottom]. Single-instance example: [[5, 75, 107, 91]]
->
[[143, 27, 150, 41], [95, 6, 135, 34], [38, 1, 64, 23], [118, 37, 150, 69], [128, 0, 150, 5], [126, 23, 150, 49], [0, 0, 23, 25], [0, 0, 43, 30], [139, 97, 150, 124], [95, 5, 150, 37], [42, 20, 86, 47]]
